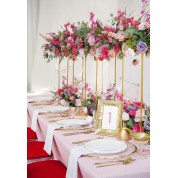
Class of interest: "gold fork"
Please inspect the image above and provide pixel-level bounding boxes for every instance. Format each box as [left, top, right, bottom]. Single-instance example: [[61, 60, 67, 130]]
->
[[96, 158, 135, 168], [72, 136, 104, 144], [63, 129, 94, 136]]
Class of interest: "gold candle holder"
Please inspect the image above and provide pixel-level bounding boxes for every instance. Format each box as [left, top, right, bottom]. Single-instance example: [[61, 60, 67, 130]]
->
[[95, 56, 98, 98], [114, 56, 117, 100], [72, 60, 74, 86], [67, 57, 69, 85], [82, 56, 84, 98], [140, 53, 144, 132], [102, 61, 104, 93], [58, 57, 60, 88], [122, 55, 124, 96], [84, 55, 87, 100], [117, 55, 131, 141]]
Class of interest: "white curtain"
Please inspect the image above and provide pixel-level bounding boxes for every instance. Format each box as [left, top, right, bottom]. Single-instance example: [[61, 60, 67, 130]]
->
[[27, 0, 150, 105]]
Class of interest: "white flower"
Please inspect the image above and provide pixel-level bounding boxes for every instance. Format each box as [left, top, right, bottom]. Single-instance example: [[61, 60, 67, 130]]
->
[[79, 48, 84, 56], [138, 22, 146, 30], [125, 48, 136, 57], [122, 112, 130, 121]]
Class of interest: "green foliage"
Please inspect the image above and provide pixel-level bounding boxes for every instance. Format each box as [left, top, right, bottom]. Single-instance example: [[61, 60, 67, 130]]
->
[[126, 118, 134, 129]]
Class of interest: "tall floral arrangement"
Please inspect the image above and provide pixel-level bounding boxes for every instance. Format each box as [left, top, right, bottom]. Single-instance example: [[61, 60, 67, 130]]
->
[[41, 0, 150, 62]]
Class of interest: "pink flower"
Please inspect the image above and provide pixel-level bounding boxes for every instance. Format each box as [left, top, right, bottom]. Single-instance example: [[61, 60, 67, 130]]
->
[[144, 22, 150, 28], [90, 47, 95, 56], [70, 24, 77, 30], [104, 26, 115, 32], [132, 123, 144, 132], [114, 45, 120, 55], [108, 50, 115, 58], [50, 40, 60, 46], [100, 45, 109, 59], [98, 55, 104, 61], [75, 99, 81, 107], [88, 35, 96, 46], [72, 48, 78, 55], [128, 110, 136, 117], [131, 20, 139, 28], [57, 88, 63, 95], [55, 49, 62, 57], [64, 22, 70, 28]]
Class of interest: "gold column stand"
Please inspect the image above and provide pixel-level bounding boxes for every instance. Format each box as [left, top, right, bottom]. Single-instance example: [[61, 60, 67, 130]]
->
[[118, 55, 131, 141]]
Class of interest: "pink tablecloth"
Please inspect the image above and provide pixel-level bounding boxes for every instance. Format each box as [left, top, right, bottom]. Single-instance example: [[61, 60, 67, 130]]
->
[[27, 100, 150, 178]]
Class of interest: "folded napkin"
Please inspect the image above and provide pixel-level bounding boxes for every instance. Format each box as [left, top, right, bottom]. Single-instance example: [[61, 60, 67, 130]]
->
[[27, 96, 52, 103], [44, 116, 93, 155], [31, 108, 49, 132], [66, 145, 93, 178], [44, 123, 64, 154]]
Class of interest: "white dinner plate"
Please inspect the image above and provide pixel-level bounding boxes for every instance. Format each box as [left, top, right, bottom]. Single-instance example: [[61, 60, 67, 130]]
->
[[84, 139, 127, 154], [48, 106, 69, 113], [56, 117, 92, 127], [28, 96, 52, 103]]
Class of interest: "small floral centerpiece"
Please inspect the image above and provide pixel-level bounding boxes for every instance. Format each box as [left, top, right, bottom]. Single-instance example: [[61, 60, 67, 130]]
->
[[52, 77, 82, 107], [82, 83, 97, 115]]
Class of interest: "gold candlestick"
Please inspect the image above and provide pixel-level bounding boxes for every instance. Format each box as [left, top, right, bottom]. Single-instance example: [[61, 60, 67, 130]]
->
[[58, 58, 60, 88], [102, 61, 104, 93], [122, 55, 124, 96], [140, 53, 144, 132], [95, 56, 98, 98], [72, 60, 74, 86], [67, 58, 69, 85], [114, 56, 117, 100], [82, 56, 84, 98], [84, 55, 87, 100]]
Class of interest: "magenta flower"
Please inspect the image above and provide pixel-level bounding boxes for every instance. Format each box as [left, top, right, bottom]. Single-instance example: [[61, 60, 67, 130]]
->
[[64, 22, 70, 28], [132, 123, 144, 132]]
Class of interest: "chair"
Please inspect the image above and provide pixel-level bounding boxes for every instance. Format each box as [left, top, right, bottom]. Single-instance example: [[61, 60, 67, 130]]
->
[[27, 141, 53, 163], [27, 128, 37, 141], [27, 160, 66, 178]]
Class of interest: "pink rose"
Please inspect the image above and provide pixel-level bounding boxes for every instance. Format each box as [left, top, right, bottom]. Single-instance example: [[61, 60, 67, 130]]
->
[[75, 99, 81, 107], [88, 35, 96, 46], [108, 50, 115, 58]]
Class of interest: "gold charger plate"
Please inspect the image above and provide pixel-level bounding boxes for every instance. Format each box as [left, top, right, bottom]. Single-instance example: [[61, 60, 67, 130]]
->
[[82, 142, 137, 159]]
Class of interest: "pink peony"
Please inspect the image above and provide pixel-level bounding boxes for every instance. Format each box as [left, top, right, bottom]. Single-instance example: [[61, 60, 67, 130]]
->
[[100, 45, 109, 59], [75, 99, 81, 107], [108, 50, 115, 58], [132, 123, 144, 132], [88, 35, 96, 46]]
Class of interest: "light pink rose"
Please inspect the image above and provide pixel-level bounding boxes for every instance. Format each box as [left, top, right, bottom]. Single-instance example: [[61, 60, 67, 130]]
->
[[88, 35, 96, 46], [108, 50, 115, 58], [75, 99, 81, 107]]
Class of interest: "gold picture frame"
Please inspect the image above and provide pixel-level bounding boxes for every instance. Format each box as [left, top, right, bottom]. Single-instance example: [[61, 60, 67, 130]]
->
[[95, 99, 123, 136]]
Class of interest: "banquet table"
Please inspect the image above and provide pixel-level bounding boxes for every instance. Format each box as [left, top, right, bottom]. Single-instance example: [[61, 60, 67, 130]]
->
[[27, 97, 150, 178]]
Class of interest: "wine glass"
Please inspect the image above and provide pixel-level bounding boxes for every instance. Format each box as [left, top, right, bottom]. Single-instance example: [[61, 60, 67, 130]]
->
[[132, 132, 150, 155]]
